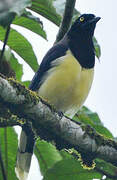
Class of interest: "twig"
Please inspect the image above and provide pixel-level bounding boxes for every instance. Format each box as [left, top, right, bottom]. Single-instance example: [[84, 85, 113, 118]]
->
[[55, 0, 76, 43], [0, 24, 11, 64]]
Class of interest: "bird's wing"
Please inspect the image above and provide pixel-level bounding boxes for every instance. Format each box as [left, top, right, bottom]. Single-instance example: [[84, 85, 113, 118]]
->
[[29, 38, 68, 91]]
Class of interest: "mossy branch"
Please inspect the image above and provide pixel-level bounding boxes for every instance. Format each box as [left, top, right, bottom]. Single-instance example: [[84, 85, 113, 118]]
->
[[0, 74, 117, 168]]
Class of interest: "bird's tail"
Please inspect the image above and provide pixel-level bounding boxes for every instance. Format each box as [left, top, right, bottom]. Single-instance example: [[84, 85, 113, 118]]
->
[[15, 124, 35, 180]]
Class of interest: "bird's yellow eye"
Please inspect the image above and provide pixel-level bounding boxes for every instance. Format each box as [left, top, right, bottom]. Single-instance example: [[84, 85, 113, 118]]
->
[[80, 17, 84, 22]]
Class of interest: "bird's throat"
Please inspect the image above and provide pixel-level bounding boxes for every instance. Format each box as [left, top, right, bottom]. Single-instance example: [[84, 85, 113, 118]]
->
[[68, 35, 95, 69]]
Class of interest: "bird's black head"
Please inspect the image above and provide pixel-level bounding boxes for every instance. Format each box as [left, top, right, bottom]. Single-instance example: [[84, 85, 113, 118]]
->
[[67, 14, 101, 69], [68, 14, 101, 37]]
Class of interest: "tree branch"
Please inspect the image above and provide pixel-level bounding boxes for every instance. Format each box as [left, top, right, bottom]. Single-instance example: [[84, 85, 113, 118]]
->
[[0, 75, 117, 168], [0, 101, 21, 127], [55, 0, 76, 43]]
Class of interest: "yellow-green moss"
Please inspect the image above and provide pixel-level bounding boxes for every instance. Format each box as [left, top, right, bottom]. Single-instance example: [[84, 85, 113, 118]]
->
[[8, 77, 39, 105], [65, 148, 95, 169], [81, 160, 95, 170]]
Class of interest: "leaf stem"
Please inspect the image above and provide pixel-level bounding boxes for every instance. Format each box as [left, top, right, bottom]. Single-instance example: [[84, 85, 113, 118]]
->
[[0, 147, 7, 180], [0, 24, 11, 64], [55, 0, 76, 43]]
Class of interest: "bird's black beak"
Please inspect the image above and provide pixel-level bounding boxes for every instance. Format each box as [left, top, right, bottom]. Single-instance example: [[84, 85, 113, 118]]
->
[[89, 17, 101, 24], [82, 16, 101, 28]]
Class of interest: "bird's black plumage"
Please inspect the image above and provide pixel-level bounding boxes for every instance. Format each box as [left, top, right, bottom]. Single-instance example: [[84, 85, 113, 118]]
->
[[68, 32, 95, 68], [67, 14, 100, 68]]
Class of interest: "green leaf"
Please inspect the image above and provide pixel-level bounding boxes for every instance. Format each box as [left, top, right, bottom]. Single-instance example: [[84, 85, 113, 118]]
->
[[73, 106, 113, 139], [96, 159, 117, 179], [10, 53, 23, 81], [0, 0, 32, 27], [30, 0, 61, 26], [34, 140, 62, 175], [0, 127, 18, 180], [0, 26, 38, 72], [93, 37, 101, 59], [60, 149, 74, 159], [30, 0, 80, 26], [21, 81, 31, 88], [43, 159, 102, 180], [3, 48, 23, 80], [13, 11, 47, 39], [78, 106, 102, 125]]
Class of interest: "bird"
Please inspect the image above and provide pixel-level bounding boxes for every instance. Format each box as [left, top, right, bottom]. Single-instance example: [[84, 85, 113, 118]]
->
[[15, 14, 100, 180]]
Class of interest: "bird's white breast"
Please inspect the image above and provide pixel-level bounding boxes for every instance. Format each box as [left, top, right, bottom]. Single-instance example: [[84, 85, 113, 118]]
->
[[38, 50, 94, 118]]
